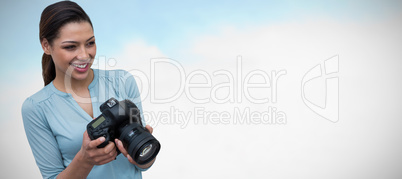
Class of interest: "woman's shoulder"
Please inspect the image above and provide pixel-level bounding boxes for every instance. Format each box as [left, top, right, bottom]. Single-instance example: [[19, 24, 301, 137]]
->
[[22, 84, 55, 111]]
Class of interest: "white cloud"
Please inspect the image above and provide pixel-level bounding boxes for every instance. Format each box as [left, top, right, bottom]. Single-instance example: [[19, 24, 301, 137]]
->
[[143, 17, 402, 179]]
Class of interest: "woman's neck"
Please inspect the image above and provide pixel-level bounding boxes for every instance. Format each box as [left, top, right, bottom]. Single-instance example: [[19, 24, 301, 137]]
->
[[53, 69, 94, 94]]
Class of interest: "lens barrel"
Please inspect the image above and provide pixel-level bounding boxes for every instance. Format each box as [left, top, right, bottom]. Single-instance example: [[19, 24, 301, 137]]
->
[[119, 123, 161, 165]]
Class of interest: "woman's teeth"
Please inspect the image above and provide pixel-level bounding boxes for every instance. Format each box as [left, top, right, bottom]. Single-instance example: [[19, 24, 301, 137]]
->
[[71, 63, 87, 68]]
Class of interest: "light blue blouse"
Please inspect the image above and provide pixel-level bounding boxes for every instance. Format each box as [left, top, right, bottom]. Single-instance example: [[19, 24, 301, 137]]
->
[[22, 69, 147, 179]]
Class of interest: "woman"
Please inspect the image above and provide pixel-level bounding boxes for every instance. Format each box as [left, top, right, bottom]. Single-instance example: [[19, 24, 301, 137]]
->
[[21, 1, 156, 178]]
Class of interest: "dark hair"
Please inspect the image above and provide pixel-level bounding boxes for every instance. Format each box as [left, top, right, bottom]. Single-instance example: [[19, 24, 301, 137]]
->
[[39, 1, 93, 86]]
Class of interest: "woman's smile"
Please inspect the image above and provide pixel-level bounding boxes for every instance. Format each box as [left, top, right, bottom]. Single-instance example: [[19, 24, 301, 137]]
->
[[70, 61, 91, 73]]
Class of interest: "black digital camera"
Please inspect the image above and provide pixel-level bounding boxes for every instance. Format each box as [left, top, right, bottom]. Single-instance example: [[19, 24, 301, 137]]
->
[[87, 98, 160, 165]]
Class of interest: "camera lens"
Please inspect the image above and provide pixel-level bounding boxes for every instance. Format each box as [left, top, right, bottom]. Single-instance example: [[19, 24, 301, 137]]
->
[[136, 140, 160, 164], [119, 123, 161, 165], [140, 144, 152, 157]]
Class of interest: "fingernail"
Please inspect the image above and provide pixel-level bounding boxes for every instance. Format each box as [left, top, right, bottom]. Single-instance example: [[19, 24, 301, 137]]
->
[[99, 137, 105, 142], [118, 140, 123, 147]]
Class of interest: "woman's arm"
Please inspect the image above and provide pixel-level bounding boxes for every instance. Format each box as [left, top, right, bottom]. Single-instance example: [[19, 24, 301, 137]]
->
[[22, 99, 65, 178], [22, 98, 118, 179], [56, 132, 118, 179]]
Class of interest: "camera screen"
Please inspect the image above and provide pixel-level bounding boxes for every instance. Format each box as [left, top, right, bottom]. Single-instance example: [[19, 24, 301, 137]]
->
[[92, 116, 106, 128]]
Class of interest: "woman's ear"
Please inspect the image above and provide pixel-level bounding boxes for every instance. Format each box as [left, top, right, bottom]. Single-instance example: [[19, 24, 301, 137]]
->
[[41, 38, 51, 55]]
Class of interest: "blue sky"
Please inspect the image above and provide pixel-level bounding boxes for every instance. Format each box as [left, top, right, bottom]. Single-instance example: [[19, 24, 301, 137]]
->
[[0, 0, 400, 121], [1, 0, 401, 122], [1, 0, 400, 75]]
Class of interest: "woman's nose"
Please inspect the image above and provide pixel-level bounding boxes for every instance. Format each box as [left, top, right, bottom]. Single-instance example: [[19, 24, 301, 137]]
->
[[77, 45, 89, 60]]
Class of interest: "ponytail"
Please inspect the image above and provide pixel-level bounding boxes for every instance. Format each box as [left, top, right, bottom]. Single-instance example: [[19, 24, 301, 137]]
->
[[42, 53, 56, 86]]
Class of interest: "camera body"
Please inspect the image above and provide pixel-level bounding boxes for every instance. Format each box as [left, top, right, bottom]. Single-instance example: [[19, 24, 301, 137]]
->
[[87, 98, 160, 165]]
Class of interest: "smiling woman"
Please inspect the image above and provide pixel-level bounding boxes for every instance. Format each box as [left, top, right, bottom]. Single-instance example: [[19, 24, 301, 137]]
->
[[21, 1, 156, 179]]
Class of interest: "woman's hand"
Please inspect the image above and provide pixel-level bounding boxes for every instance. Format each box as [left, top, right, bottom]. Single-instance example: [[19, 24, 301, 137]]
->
[[115, 125, 156, 169], [79, 130, 118, 166]]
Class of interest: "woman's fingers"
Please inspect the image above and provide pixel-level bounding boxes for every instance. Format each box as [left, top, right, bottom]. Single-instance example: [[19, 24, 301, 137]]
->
[[126, 154, 137, 164], [145, 125, 153, 134], [115, 139, 128, 156], [105, 141, 116, 153], [88, 136, 106, 149], [91, 142, 117, 164], [81, 131, 119, 166], [82, 131, 92, 145], [115, 139, 139, 165]]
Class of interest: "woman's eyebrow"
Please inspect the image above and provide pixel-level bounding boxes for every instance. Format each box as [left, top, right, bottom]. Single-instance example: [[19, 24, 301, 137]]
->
[[61, 36, 95, 44], [86, 36, 95, 42]]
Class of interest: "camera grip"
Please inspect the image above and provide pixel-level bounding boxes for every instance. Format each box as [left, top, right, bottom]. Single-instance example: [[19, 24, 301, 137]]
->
[[87, 125, 110, 148], [97, 134, 110, 148], [87, 130, 109, 148]]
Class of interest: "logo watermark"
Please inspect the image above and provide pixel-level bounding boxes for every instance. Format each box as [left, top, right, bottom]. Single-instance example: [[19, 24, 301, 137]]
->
[[301, 55, 339, 122], [142, 106, 287, 128]]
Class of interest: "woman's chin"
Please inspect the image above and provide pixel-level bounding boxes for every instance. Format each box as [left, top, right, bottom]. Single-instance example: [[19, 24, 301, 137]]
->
[[71, 68, 93, 82]]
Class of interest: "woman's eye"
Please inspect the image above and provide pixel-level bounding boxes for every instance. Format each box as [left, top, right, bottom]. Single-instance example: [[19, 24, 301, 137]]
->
[[87, 41, 95, 46], [63, 45, 76, 50]]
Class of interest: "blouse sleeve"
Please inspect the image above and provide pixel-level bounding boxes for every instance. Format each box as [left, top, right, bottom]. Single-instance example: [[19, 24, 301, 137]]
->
[[22, 98, 64, 179], [119, 70, 146, 127]]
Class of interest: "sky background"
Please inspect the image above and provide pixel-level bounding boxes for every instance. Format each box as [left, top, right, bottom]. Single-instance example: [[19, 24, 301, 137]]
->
[[1, 0, 402, 178]]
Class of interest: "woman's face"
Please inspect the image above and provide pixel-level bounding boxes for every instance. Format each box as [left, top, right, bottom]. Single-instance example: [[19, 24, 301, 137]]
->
[[44, 21, 96, 82]]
